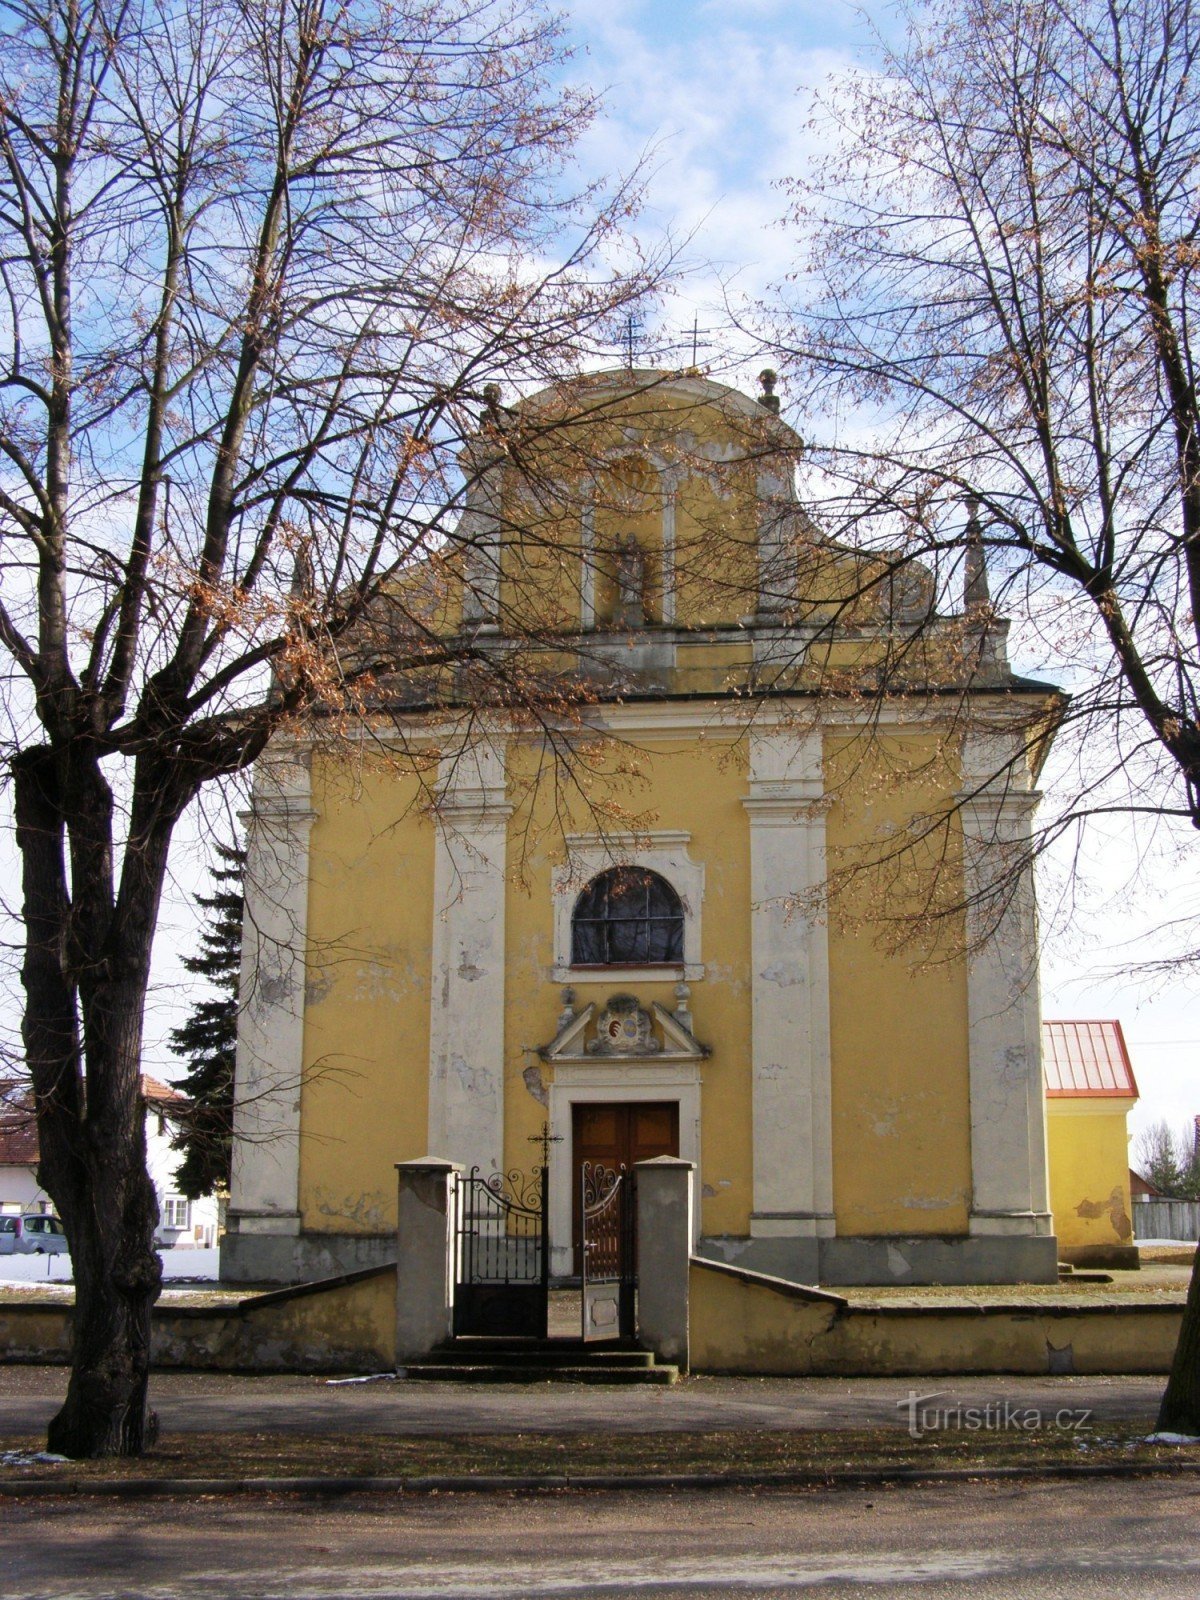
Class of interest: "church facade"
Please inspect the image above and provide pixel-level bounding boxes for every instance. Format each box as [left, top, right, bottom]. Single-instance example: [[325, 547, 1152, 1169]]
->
[[222, 369, 1060, 1287]]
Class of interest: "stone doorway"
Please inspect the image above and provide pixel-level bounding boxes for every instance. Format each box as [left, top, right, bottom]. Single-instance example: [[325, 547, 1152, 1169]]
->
[[571, 1101, 679, 1275]]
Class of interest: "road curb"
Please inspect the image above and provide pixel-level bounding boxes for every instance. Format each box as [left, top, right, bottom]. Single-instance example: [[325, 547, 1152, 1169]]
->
[[2, 1459, 1200, 1499]]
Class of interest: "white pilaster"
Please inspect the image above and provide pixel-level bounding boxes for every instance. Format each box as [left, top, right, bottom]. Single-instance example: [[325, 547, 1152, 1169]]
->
[[460, 460, 502, 628], [580, 496, 596, 630], [227, 751, 316, 1241], [661, 474, 678, 625], [427, 740, 511, 1178], [756, 464, 794, 617], [743, 727, 835, 1240], [960, 733, 1053, 1238]]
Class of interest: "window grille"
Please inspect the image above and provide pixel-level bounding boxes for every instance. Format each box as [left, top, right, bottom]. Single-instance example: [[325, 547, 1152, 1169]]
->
[[571, 867, 684, 966]]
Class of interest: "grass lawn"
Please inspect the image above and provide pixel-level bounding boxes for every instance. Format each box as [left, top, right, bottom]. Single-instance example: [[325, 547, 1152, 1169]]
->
[[3, 1423, 1199, 1484]]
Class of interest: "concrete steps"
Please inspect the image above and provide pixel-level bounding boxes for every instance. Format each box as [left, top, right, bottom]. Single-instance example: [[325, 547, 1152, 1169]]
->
[[398, 1337, 679, 1385]]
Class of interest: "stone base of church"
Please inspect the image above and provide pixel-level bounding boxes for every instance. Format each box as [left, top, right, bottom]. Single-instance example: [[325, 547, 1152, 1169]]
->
[[1057, 1243, 1140, 1272], [220, 1228, 395, 1285], [220, 1225, 1060, 1288], [696, 1232, 1060, 1287]]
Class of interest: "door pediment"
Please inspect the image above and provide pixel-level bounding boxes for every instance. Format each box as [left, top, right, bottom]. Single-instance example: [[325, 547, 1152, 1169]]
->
[[539, 992, 709, 1066]]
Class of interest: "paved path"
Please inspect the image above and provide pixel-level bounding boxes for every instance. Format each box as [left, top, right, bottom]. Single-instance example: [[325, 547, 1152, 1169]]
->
[[0, 1366, 1167, 1437], [4, 1477, 1199, 1597]]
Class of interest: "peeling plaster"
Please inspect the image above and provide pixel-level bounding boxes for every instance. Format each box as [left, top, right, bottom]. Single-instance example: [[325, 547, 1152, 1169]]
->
[[886, 1244, 911, 1279], [452, 1055, 497, 1097], [353, 960, 402, 1002], [760, 961, 803, 988], [304, 970, 335, 1007], [1074, 1187, 1133, 1240], [313, 1188, 388, 1231], [522, 1063, 549, 1107], [902, 1193, 963, 1211], [258, 971, 296, 1008]]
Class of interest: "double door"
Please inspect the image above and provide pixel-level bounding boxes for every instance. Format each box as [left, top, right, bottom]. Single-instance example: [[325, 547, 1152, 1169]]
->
[[571, 1101, 679, 1276]]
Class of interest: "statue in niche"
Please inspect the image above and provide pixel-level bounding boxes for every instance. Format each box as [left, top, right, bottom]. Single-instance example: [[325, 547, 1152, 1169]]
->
[[614, 533, 646, 629]]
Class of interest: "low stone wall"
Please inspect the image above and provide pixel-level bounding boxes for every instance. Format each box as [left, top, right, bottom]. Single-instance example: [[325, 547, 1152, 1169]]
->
[[689, 1258, 1185, 1376], [2, 1259, 1185, 1377], [0, 1265, 397, 1373]]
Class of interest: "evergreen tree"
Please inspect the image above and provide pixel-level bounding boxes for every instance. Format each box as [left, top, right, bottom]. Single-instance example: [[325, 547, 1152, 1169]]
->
[[1136, 1120, 1200, 1202], [168, 844, 245, 1200]]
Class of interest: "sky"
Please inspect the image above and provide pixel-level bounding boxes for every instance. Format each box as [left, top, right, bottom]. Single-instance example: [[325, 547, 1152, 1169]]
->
[[55, 0, 1200, 1161], [542, 0, 1200, 1152]]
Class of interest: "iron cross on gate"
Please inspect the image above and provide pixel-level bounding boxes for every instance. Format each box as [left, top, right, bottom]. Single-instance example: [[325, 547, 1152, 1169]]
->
[[528, 1121, 562, 1167]]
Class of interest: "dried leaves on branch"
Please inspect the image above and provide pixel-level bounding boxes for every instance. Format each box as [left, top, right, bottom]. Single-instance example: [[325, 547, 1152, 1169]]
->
[[0, 0, 662, 1456], [771, 0, 1200, 1429], [773, 0, 1200, 905]]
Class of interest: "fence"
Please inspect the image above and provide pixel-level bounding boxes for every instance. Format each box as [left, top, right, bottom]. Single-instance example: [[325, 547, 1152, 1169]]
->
[[1133, 1200, 1200, 1242]]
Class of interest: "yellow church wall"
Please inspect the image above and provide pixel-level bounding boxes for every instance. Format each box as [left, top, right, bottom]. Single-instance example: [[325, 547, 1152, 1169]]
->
[[492, 381, 771, 636], [293, 715, 978, 1248], [672, 479, 759, 630], [297, 753, 436, 1236], [824, 730, 972, 1237], [502, 731, 755, 1238], [688, 1258, 1182, 1375], [1047, 1100, 1136, 1264]]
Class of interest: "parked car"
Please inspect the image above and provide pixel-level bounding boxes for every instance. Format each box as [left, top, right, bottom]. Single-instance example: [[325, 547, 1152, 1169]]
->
[[0, 1214, 69, 1255]]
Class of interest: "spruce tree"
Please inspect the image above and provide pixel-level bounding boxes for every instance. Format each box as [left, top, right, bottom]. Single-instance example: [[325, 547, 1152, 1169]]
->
[[168, 844, 245, 1200]]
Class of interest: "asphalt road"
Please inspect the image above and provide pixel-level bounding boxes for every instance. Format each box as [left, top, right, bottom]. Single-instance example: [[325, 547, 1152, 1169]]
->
[[0, 1368, 1169, 1437], [1, 1477, 1198, 1598]]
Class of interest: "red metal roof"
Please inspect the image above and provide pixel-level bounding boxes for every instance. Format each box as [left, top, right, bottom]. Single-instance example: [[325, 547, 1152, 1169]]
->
[[1043, 1019, 1139, 1098]]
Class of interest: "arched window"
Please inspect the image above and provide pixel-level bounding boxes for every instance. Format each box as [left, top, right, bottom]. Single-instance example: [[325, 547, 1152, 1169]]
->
[[571, 867, 684, 966]]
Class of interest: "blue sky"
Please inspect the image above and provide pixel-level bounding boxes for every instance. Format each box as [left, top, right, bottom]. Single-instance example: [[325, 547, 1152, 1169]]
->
[[545, 0, 1200, 1146], [139, 0, 1199, 1151]]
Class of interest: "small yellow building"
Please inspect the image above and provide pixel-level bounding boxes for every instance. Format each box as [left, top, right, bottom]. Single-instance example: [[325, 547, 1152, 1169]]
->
[[223, 369, 1062, 1288], [1044, 1019, 1139, 1269]]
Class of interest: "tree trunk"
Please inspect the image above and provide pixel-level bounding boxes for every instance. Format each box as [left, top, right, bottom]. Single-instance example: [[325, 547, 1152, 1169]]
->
[[13, 746, 165, 1458], [44, 1119, 163, 1458], [1158, 1242, 1200, 1435]]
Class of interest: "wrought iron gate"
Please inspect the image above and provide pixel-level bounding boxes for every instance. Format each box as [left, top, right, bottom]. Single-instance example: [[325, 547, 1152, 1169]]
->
[[580, 1162, 636, 1341], [453, 1167, 548, 1339]]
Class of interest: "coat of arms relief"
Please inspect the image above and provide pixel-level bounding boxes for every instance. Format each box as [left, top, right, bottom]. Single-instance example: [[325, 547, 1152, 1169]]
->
[[539, 987, 708, 1065]]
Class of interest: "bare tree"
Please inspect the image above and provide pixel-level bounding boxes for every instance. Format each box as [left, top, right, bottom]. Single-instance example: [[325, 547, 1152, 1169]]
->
[[1136, 1120, 1200, 1200], [769, 0, 1200, 1429], [0, 0, 664, 1457]]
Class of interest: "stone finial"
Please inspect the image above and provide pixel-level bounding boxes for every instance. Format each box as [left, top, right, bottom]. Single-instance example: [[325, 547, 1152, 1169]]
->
[[557, 986, 577, 1032], [674, 982, 693, 1031], [964, 494, 990, 612], [757, 369, 781, 415]]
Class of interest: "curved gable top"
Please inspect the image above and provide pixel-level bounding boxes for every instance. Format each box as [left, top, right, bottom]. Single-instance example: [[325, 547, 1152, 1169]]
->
[[513, 367, 805, 455]]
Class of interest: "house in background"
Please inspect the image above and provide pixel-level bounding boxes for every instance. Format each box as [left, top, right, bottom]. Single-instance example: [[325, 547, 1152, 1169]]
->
[[1043, 1019, 1139, 1269], [0, 1093, 41, 1215], [1129, 1167, 1162, 1202], [0, 1077, 221, 1250], [224, 367, 1062, 1291]]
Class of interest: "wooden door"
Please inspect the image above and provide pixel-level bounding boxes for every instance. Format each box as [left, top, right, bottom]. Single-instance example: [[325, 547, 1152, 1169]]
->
[[571, 1101, 679, 1275]]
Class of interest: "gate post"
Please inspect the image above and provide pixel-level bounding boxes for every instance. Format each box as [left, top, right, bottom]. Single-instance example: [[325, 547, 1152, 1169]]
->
[[635, 1155, 694, 1370], [395, 1157, 460, 1365]]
